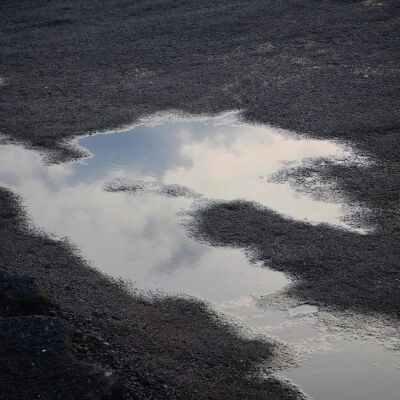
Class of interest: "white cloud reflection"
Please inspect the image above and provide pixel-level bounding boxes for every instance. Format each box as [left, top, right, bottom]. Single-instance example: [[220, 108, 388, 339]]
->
[[0, 113, 365, 301], [2, 113, 397, 400]]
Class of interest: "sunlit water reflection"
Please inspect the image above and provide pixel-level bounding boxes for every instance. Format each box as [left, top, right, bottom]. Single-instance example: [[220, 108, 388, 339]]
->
[[0, 112, 398, 399]]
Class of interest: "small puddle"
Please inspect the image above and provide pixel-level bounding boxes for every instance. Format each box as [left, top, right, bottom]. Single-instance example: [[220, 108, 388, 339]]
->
[[284, 340, 400, 400], [220, 296, 400, 400], [0, 112, 398, 399]]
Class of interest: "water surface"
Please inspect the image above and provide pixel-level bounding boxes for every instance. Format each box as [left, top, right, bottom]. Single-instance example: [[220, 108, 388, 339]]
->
[[0, 112, 398, 399]]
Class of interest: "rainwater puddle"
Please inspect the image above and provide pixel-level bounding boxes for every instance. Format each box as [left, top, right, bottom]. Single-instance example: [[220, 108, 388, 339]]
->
[[285, 340, 400, 400], [0, 112, 398, 399], [220, 296, 400, 400]]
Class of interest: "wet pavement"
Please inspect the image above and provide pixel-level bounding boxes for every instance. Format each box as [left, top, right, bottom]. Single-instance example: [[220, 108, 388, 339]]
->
[[0, 113, 398, 399]]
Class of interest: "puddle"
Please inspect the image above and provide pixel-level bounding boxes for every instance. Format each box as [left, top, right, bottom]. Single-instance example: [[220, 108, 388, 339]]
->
[[284, 340, 400, 400], [220, 296, 400, 400], [70, 112, 365, 230], [0, 112, 398, 399]]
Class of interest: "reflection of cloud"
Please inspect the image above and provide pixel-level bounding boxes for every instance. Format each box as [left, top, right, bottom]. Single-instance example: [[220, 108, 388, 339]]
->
[[141, 224, 206, 274], [69, 123, 197, 184], [70, 113, 362, 228], [1, 113, 395, 397], [0, 113, 366, 302], [0, 145, 72, 191]]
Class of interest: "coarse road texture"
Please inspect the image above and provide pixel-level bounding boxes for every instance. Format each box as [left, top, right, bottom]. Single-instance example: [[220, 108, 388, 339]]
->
[[0, 0, 399, 399]]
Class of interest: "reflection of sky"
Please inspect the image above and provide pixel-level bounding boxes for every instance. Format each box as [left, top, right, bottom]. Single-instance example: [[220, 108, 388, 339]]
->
[[0, 112, 396, 400], [284, 340, 400, 400], [0, 112, 364, 298], [0, 112, 363, 298], [71, 123, 195, 182], [0, 142, 287, 300], [71, 118, 233, 183], [221, 296, 400, 400], [71, 113, 359, 227]]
